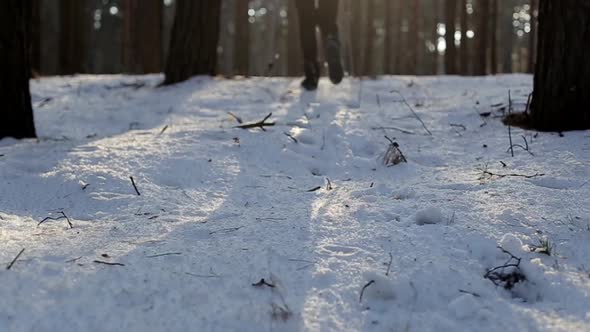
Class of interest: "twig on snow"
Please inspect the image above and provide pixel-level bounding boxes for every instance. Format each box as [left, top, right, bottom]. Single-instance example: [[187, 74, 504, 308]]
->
[[284, 132, 298, 143], [252, 278, 275, 288], [159, 125, 169, 135], [508, 90, 515, 157], [483, 171, 545, 179], [359, 280, 375, 303], [391, 90, 432, 135], [93, 260, 125, 266], [458, 289, 481, 297], [38, 211, 73, 228], [235, 113, 275, 131], [129, 176, 141, 196], [227, 111, 243, 124], [6, 248, 25, 270], [371, 126, 416, 135], [147, 252, 182, 258], [385, 252, 393, 276], [325, 178, 333, 191]]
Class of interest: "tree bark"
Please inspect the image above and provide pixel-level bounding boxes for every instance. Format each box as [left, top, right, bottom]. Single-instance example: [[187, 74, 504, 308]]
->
[[287, 0, 302, 76], [459, 0, 469, 75], [444, 0, 458, 74], [59, 0, 85, 74], [123, 0, 163, 74], [363, 0, 375, 76], [0, 0, 37, 139], [163, 0, 221, 85], [528, 0, 538, 73], [474, 0, 489, 75], [529, 0, 590, 130], [490, 0, 498, 74], [234, 0, 250, 76]]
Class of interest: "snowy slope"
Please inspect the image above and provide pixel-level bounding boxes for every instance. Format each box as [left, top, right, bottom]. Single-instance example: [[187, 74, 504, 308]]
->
[[1, 75, 589, 332]]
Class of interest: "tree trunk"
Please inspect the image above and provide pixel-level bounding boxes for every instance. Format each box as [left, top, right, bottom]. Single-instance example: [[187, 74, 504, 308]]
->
[[490, 0, 498, 74], [123, 0, 163, 74], [444, 0, 458, 74], [363, 0, 375, 76], [474, 0, 489, 75], [59, 0, 85, 74], [460, 0, 469, 74], [0, 0, 37, 139], [529, 0, 590, 130], [287, 0, 302, 76], [233, 0, 250, 76], [163, 0, 221, 85], [528, 0, 538, 73], [384, 0, 393, 74], [30, 0, 41, 76]]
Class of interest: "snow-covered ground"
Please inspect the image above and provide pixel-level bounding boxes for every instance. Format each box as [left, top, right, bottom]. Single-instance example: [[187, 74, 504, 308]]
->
[[1, 74, 589, 331]]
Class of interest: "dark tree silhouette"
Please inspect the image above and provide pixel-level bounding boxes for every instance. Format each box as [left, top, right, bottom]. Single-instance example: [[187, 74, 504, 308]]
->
[[163, 0, 221, 85], [123, 0, 163, 74], [0, 0, 37, 139], [529, 0, 590, 130], [445, 0, 458, 74]]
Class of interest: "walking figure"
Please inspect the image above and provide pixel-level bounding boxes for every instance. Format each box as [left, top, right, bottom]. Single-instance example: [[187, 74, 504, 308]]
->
[[295, 0, 343, 90]]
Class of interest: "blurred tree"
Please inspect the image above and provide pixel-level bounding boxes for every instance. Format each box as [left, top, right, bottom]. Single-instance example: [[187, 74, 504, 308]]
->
[[474, 0, 489, 75], [0, 0, 37, 139], [234, 0, 250, 76], [123, 0, 163, 73], [59, 0, 86, 74], [459, 0, 469, 74], [363, 0, 375, 76], [528, 0, 590, 130], [445, 0, 458, 74], [164, 0, 221, 84]]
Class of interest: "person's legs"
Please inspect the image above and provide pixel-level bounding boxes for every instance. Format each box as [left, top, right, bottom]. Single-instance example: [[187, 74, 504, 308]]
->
[[295, 0, 320, 90], [318, 0, 343, 84]]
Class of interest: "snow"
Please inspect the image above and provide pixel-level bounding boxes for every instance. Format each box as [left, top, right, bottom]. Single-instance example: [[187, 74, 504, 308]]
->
[[1, 74, 589, 331]]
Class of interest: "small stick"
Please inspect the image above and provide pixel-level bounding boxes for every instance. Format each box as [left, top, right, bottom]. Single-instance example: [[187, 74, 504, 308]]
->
[[508, 90, 514, 157], [483, 171, 544, 179], [159, 125, 169, 135], [458, 289, 481, 297], [93, 260, 125, 266], [65, 256, 83, 263], [524, 92, 533, 114], [306, 186, 322, 192], [325, 178, 333, 191], [252, 278, 275, 288], [129, 176, 141, 196], [385, 252, 393, 276], [227, 112, 243, 124], [371, 126, 416, 135], [284, 132, 298, 143], [235, 113, 275, 131], [6, 248, 25, 270], [359, 280, 375, 303], [147, 252, 182, 258], [38, 211, 73, 228], [391, 90, 432, 135]]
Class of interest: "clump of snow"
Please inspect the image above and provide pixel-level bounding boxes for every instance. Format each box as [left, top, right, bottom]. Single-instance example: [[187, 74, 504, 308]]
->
[[415, 206, 444, 225]]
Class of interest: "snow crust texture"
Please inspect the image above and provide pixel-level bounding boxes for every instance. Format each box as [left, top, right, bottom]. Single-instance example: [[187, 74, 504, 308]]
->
[[1, 75, 589, 332]]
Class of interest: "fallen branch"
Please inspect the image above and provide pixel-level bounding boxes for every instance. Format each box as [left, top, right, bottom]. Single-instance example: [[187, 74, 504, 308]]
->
[[38, 211, 73, 228], [235, 113, 275, 131], [209, 226, 244, 235], [93, 260, 125, 266], [6, 248, 25, 270], [391, 90, 432, 135], [385, 252, 393, 276], [228, 112, 243, 124], [508, 90, 514, 157], [159, 125, 169, 135], [129, 176, 141, 196], [359, 280, 375, 303], [483, 171, 544, 179], [284, 132, 298, 143], [371, 126, 416, 135], [252, 278, 276, 288], [147, 252, 182, 258], [325, 178, 333, 191], [306, 186, 322, 192], [458, 289, 481, 297]]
